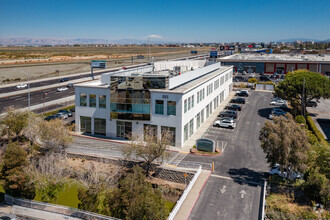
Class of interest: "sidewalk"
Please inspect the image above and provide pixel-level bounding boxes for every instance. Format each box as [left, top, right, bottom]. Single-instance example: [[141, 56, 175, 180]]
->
[[174, 170, 211, 220]]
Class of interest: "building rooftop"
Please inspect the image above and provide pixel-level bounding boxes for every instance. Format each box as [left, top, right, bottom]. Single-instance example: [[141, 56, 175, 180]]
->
[[220, 53, 330, 62]]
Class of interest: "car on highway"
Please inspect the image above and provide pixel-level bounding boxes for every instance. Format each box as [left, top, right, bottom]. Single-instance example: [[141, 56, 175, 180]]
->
[[231, 97, 246, 104], [213, 119, 236, 129], [55, 112, 68, 119], [67, 83, 74, 87], [306, 100, 317, 107], [270, 99, 287, 106], [57, 87, 68, 92], [58, 109, 73, 117], [16, 83, 27, 89], [218, 110, 238, 119], [60, 78, 69, 82], [269, 164, 303, 180], [225, 104, 242, 111]]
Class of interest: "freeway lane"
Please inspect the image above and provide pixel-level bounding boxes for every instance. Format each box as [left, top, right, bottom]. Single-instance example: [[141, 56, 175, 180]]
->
[[181, 91, 272, 220]]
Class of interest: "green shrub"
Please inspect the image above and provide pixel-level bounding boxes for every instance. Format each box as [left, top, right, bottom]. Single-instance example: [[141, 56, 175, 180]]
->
[[248, 77, 258, 84], [295, 115, 306, 124], [306, 116, 326, 142], [303, 169, 329, 206], [258, 81, 276, 85]]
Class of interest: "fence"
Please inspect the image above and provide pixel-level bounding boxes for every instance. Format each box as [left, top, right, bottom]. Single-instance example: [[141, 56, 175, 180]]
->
[[167, 165, 202, 220], [33, 100, 75, 114], [5, 194, 119, 220]]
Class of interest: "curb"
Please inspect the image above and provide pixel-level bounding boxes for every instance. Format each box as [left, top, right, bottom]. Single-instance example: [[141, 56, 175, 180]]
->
[[189, 152, 222, 157], [186, 171, 212, 220]]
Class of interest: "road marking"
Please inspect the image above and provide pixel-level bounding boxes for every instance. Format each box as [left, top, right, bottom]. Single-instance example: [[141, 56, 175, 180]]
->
[[240, 190, 247, 198], [220, 185, 227, 194], [210, 174, 262, 186]]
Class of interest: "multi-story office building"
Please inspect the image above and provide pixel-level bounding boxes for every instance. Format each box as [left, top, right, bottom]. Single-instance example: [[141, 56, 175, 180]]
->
[[75, 60, 233, 148]]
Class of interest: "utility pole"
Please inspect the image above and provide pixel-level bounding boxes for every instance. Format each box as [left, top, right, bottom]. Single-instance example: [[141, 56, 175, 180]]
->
[[302, 77, 306, 119]]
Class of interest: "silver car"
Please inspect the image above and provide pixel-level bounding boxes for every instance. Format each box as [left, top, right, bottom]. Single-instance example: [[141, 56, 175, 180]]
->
[[213, 120, 236, 129]]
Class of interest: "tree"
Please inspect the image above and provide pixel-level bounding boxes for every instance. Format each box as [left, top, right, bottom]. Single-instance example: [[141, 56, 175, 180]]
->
[[259, 114, 310, 176], [123, 128, 171, 177], [0, 108, 29, 140], [0, 142, 35, 199], [39, 119, 73, 153], [275, 70, 330, 117], [248, 77, 258, 84], [103, 166, 168, 219]]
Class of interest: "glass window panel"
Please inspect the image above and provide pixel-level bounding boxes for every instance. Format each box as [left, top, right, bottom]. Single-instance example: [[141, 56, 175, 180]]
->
[[167, 101, 176, 116], [94, 118, 106, 135], [80, 94, 87, 107], [155, 100, 164, 114], [80, 116, 91, 133], [99, 95, 106, 108], [89, 94, 96, 107]]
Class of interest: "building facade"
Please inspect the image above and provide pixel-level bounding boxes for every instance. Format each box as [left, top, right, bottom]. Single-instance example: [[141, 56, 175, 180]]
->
[[75, 61, 233, 148]]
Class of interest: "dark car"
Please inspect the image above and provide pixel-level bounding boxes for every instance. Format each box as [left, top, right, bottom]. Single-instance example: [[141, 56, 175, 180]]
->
[[70, 107, 75, 112], [225, 104, 242, 111], [260, 75, 271, 81], [280, 75, 285, 79], [44, 115, 58, 121], [231, 97, 246, 104], [60, 78, 69, 82], [306, 101, 317, 107], [218, 110, 238, 119], [236, 91, 249, 97], [59, 109, 73, 117], [274, 106, 291, 112], [67, 83, 74, 87], [234, 76, 245, 82]]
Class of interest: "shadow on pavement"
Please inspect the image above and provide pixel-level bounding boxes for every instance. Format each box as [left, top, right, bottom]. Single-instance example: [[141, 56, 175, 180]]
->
[[257, 107, 272, 119], [316, 118, 330, 141], [228, 167, 269, 186]]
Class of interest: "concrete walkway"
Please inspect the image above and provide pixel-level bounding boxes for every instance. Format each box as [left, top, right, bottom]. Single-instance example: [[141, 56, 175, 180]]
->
[[174, 170, 211, 220]]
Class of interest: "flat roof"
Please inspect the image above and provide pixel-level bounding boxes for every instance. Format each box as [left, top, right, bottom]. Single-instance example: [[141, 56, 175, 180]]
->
[[219, 53, 330, 63], [151, 66, 232, 94], [75, 80, 109, 89]]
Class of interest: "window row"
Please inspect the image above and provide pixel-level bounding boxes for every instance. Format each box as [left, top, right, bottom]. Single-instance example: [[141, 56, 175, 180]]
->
[[155, 100, 177, 116], [214, 79, 220, 90], [80, 116, 106, 135], [197, 88, 205, 104], [206, 83, 213, 96], [80, 94, 106, 108], [184, 95, 195, 114]]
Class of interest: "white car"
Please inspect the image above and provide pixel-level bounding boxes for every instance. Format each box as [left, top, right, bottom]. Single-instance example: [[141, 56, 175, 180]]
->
[[269, 164, 303, 180], [213, 119, 236, 129], [270, 100, 287, 106], [57, 87, 68, 92], [55, 112, 68, 119], [16, 83, 27, 89]]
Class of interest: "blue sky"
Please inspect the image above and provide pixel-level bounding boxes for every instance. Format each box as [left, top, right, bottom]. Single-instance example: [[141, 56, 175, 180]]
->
[[1, 0, 329, 42]]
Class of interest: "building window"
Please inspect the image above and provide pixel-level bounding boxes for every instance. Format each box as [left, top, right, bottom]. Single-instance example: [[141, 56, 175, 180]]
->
[[184, 99, 187, 113], [196, 112, 201, 129], [188, 97, 191, 110], [89, 94, 96, 107], [202, 88, 205, 100], [80, 116, 91, 133], [155, 100, 164, 114], [189, 119, 194, 137], [80, 94, 87, 106], [161, 126, 175, 146], [191, 95, 194, 108], [197, 91, 200, 103], [206, 105, 210, 118], [94, 118, 106, 135], [99, 95, 106, 108], [184, 123, 188, 142], [209, 102, 213, 114], [201, 109, 204, 123], [167, 101, 176, 116]]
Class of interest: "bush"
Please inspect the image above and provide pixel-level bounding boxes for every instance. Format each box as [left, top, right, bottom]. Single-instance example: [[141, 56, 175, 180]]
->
[[295, 115, 306, 124], [303, 169, 329, 206], [258, 81, 276, 85], [306, 116, 326, 142], [248, 77, 258, 84]]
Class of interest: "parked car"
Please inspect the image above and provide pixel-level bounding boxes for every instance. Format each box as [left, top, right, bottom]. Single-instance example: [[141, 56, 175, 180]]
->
[[67, 83, 74, 87], [55, 112, 68, 119], [234, 76, 245, 82], [213, 119, 236, 129], [57, 87, 68, 92], [231, 97, 246, 104], [16, 83, 27, 89], [273, 106, 291, 112], [225, 104, 242, 111], [218, 117, 235, 123], [70, 107, 75, 112], [269, 164, 303, 180], [218, 110, 238, 119], [60, 78, 69, 82], [269, 110, 288, 119], [306, 100, 317, 107], [44, 115, 57, 121], [260, 75, 271, 81], [280, 75, 285, 79], [58, 109, 73, 117], [236, 90, 249, 97], [271, 108, 287, 115], [270, 100, 287, 106]]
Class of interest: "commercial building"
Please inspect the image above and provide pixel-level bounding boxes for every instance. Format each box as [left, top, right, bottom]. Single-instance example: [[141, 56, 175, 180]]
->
[[75, 60, 233, 148], [219, 53, 330, 76]]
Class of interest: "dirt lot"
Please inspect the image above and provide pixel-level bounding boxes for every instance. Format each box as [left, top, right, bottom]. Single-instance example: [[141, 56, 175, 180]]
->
[[0, 46, 209, 83]]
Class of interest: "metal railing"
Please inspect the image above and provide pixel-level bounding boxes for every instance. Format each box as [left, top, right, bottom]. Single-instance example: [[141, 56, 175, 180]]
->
[[5, 194, 118, 220], [261, 180, 267, 220], [167, 165, 202, 220]]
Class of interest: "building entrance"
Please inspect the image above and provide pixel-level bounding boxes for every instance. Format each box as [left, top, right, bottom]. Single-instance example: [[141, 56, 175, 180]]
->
[[116, 121, 132, 139]]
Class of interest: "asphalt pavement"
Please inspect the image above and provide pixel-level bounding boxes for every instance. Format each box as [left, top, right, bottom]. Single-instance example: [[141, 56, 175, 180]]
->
[[182, 91, 272, 220]]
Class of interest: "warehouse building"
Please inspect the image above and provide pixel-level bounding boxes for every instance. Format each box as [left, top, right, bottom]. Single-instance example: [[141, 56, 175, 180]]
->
[[219, 53, 330, 76], [74, 60, 233, 148]]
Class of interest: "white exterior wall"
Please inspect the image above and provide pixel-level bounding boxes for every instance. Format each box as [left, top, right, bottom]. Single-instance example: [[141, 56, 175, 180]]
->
[[75, 87, 110, 135]]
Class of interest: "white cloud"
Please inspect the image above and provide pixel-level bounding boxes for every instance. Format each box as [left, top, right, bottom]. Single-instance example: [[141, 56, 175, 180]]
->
[[146, 34, 163, 39]]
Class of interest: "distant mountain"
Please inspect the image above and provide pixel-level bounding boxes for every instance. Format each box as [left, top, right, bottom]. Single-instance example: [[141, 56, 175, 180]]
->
[[276, 38, 321, 42], [0, 37, 177, 46]]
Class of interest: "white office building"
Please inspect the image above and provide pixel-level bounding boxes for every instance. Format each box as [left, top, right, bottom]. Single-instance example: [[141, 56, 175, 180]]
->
[[75, 60, 233, 148]]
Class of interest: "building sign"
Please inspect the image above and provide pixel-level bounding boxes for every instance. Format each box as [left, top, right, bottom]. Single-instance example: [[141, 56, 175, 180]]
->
[[91, 60, 106, 68]]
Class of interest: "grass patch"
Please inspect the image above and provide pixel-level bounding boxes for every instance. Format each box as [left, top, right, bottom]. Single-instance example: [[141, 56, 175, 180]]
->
[[164, 199, 176, 212], [306, 116, 326, 143]]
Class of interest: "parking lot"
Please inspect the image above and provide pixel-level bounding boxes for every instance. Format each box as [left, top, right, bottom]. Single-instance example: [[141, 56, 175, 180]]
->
[[181, 90, 273, 220]]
